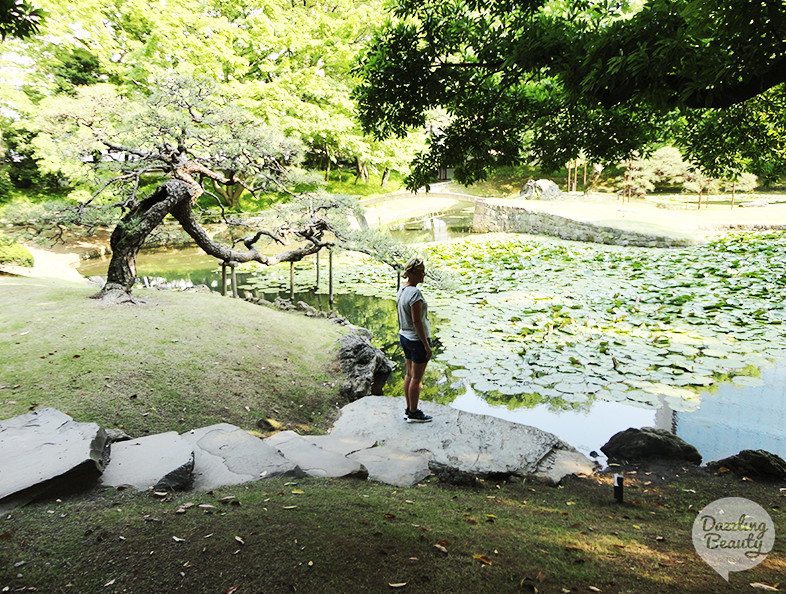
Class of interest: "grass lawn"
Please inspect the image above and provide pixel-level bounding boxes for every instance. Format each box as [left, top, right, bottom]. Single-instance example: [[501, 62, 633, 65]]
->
[[1, 275, 784, 593]]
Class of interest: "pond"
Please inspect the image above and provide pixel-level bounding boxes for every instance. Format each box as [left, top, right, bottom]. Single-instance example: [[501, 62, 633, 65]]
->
[[77, 206, 786, 465]]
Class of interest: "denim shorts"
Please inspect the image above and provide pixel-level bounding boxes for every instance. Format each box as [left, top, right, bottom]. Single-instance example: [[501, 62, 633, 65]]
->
[[400, 335, 431, 364]]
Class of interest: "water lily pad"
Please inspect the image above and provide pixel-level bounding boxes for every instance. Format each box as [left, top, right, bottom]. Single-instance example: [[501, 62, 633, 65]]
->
[[732, 376, 766, 388]]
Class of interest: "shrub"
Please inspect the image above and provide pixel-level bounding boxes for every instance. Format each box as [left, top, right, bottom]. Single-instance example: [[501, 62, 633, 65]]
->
[[0, 235, 34, 268]]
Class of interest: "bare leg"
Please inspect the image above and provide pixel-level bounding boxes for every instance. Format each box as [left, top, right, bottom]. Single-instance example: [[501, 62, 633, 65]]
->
[[405, 360, 428, 412]]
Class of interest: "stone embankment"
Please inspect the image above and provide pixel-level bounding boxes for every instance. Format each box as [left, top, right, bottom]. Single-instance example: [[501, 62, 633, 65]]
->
[[472, 200, 695, 248]]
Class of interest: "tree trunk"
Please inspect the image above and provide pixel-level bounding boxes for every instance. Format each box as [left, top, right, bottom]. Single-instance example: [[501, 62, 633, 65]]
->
[[572, 159, 578, 192], [566, 161, 572, 191], [731, 182, 736, 209], [380, 167, 391, 187], [92, 179, 326, 304], [324, 145, 331, 182], [583, 162, 587, 187], [92, 180, 195, 303]]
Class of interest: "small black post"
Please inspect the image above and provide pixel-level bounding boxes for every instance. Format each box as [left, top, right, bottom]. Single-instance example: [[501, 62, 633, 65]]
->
[[289, 261, 295, 302], [221, 262, 228, 296], [613, 474, 624, 503], [315, 251, 320, 289]]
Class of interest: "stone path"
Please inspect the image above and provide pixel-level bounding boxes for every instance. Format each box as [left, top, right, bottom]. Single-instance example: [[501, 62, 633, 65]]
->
[[0, 397, 596, 510]]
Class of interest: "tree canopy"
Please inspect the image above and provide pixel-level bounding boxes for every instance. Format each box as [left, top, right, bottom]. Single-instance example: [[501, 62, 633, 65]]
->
[[354, 0, 786, 189]]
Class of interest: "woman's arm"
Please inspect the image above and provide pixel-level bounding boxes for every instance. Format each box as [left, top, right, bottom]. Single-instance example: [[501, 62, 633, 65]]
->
[[410, 300, 432, 359]]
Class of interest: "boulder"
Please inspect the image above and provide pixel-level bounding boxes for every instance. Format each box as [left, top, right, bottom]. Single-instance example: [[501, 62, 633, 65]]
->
[[181, 424, 302, 490], [329, 396, 595, 483], [100, 432, 195, 491], [601, 427, 702, 465], [520, 179, 562, 201], [337, 333, 393, 400], [706, 449, 786, 481], [0, 408, 108, 510]]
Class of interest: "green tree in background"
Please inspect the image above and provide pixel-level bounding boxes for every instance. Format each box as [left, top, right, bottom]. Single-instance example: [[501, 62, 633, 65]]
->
[[354, 0, 786, 189]]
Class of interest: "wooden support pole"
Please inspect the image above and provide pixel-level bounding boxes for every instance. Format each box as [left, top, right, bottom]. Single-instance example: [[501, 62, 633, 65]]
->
[[315, 251, 320, 289], [230, 261, 238, 298], [289, 261, 295, 301], [221, 262, 228, 296], [329, 248, 334, 306]]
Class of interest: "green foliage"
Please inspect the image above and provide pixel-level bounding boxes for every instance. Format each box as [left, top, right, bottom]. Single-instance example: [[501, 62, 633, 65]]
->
[[0, 234, 33, 267], [0, 0, 45, 39], [355, 0, 786, 189], [52, 48, 103, 94], [0, 169, 13, 203]]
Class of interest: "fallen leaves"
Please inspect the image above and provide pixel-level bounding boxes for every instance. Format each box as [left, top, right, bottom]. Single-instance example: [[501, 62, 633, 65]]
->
[[750, 583, 780, 592], [473, 554, 492, 565], [388, 582, 408, 589]]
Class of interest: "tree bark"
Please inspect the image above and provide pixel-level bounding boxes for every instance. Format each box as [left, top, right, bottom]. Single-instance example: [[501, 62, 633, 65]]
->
[[381, 167, 391, 187]]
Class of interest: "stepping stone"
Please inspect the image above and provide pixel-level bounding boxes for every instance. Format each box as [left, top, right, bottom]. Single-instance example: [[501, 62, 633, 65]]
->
[[101, 432, 194, 491], [181, 424, 302, 490], [329, 396, 595, 482], [348, 445, 431, 487], [301, 435, 377, 456], [0, 408, 107, 509], [265, 431, 367, 479]]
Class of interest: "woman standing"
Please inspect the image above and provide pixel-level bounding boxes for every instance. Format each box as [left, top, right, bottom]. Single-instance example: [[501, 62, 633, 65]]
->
[[397, 258, 433, 422]]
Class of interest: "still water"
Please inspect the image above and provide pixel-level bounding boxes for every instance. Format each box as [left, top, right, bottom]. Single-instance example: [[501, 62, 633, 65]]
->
[[77, 205, 786, 464]]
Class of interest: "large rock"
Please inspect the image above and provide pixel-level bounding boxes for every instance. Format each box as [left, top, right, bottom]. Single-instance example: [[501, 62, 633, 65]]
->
[[181, 424, 302, 490], [101, 432, 195, 491], [520, 179, 562, 201], [706, 449, 786, 481], [328, 396, 595, 482], [337, 333, 393, 400], [601, 427, 702, 465], [265, 430, 367, 478], [0, 408, 108, 510]]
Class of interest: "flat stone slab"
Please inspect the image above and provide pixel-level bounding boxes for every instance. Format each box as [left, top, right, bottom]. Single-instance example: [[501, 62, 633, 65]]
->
[[181, 424, 302, 490], [265, 431, 367, 478], [329, 396, 595, 481], [0, 408, 107, 507], [301, 435, 377, 456], [101, 432, 194, 491], [348, 445, 431, 487]]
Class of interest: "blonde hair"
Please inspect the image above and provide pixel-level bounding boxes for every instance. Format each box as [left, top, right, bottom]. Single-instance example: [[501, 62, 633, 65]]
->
[[402, 257, 425, 279]]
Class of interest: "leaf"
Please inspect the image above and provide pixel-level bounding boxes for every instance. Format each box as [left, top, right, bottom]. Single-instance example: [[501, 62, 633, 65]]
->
[[291, 489, 305, 494], [473, 554, 492, 565], [388, 582, 408, 588], [434, 544, 448, 554], [283, 505, 297, 510], [104, 579, 116, 587], [750, 584, 779, 591], [589, 587, 601, 592], [235, 536, 245, 545], [218, 496, 236, 504], [224, 585, 241, 594], [172, 536, 185, 542]]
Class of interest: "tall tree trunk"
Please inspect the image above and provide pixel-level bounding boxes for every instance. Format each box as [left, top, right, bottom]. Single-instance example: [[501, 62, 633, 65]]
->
[[731, 182, 736, 209], [583, 162, 587, 187], [572, 159, 578, 192], [324, 145, 331, 182], [380, 167, 391, 187], [566, 161, 572, 191]]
